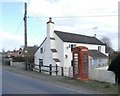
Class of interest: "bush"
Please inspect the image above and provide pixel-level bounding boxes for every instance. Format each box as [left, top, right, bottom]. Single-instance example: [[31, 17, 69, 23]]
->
[[108, 53, 120, 84], [12, 57, 25, 62]]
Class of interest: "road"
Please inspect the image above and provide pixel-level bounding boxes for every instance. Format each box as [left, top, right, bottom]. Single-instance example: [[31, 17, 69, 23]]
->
[[2, 69, 87, 94]]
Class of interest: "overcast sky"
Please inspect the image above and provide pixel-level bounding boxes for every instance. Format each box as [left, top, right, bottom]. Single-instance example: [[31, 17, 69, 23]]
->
[[0, 0, 119, 52]]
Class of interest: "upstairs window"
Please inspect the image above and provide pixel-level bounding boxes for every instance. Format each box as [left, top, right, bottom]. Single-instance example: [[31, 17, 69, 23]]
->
[[40, 48, 43, 53], [98, 46, 101, 52], [71, 44, 76, 51]]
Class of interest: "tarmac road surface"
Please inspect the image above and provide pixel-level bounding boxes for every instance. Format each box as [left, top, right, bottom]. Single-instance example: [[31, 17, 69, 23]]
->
[[2, 69, 88, 94]]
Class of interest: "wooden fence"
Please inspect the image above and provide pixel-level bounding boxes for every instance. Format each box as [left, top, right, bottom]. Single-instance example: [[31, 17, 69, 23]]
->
[[27, 63, 59, 75]]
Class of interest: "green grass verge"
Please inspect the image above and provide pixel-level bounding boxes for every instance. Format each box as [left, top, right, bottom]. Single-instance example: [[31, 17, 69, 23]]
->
[[58, 77, 118, 94]]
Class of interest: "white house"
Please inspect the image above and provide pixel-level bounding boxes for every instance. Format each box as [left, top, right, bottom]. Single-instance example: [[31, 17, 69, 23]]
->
[[34, 18, 108, 77]]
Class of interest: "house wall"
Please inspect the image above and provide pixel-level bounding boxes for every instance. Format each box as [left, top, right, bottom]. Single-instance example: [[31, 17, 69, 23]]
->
[[34, 41, 46, 65], [89, 57, 108, 68], [94, 58, 108, 67], [77, 43, 106, 54], [54, 34, 64, 67], [34, 39, 54, 66], [34, 49, 40, 65], [45, 38, 55, 65], [63, 42, 72, 68]]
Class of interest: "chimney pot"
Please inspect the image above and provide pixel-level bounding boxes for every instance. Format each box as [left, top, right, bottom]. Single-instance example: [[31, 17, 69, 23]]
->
[[47, 17, 54, 24]]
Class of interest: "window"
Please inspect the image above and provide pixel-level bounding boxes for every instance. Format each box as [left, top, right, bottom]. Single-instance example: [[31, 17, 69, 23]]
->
[[19, 51, 22, 54], [39, 59, 43, 66], [98, 46, 101, 52], [40, 48, 43, 53], [71, 44, 76, 51]]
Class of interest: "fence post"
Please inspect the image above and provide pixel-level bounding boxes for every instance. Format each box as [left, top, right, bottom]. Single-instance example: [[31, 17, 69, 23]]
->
[[39, 64, 41, 73], [30, 63, 33, 71], [61, 67, 64, 76], [49, 64, 52, 75], [56, 64, 58, 75]]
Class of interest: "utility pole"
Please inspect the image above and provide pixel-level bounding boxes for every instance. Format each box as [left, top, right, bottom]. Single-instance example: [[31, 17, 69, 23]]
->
[[24, 3, 28, 70], [24, 3, 27, 47]]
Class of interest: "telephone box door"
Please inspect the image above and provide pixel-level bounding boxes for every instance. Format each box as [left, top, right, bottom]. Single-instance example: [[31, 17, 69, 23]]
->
[[73, 46, 89, 80], [73, 53, 79, 79], [81, 50, 89, 80]]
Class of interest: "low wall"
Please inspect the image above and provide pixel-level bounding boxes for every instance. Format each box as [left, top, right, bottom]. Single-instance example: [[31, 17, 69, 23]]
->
[[90, 68, 115, 84], [10, 62, 25, 67]]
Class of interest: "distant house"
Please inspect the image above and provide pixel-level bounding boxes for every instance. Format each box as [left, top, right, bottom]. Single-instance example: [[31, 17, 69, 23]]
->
[[34, 18, 108, 76], [89, 50, 108, 69], [23, 46, 38, 63], [7, 48, 23, 58]]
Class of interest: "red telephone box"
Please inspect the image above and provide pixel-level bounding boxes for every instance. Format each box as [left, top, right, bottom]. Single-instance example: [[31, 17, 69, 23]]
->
[[73, 46, 89, 80]]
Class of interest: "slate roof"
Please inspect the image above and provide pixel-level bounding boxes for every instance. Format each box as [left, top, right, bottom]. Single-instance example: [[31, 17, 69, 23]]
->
[[24, 46, 38, 56], [89, 50, 108, 59], [54, 30, 105, 45]]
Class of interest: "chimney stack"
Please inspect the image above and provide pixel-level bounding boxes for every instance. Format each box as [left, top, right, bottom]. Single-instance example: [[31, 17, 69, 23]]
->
[[47, 17, 55, 38]]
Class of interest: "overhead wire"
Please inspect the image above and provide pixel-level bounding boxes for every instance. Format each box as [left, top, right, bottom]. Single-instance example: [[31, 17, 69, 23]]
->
[[7, 18, 24, 50], [27, 8, 118, 19], [28, 15, 118, 19]]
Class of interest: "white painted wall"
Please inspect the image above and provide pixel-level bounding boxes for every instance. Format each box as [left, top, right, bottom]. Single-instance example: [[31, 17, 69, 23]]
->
[[45, 38, 54, 65], [89, 58, 108, 68], [50, 40, 56, 49], [76, 43, 106, 54], [54, 33, 64, 67], [90, 68, 115, 84], [34, 39, 47, 65]]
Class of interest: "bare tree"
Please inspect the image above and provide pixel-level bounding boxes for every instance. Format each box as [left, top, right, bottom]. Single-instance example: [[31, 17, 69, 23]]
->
[[101, 36, 114, 53], [101, 36, 114, 62], [101, 36, 112, 48]]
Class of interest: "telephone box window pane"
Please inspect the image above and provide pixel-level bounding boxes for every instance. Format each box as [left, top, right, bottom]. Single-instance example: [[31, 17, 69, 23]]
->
[[74, 53, 79, 76], [83, 53, 88, 77]]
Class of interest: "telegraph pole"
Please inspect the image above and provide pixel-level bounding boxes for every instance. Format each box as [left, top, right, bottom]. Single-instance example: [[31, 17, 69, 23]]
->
[[24, 3, 28, 70], [24, 3, 27, 47]]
